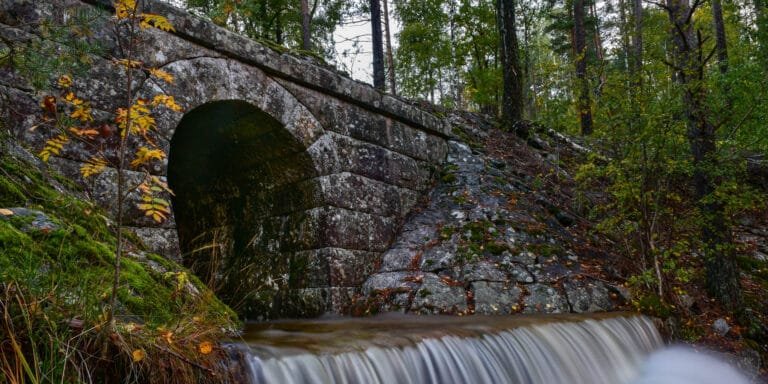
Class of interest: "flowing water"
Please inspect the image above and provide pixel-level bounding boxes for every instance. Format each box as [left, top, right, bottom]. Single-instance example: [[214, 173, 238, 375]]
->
[[234, 313, 663, 384]]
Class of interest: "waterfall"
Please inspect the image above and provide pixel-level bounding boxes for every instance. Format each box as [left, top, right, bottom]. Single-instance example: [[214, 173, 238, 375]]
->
[[237, 314, 663, 384]]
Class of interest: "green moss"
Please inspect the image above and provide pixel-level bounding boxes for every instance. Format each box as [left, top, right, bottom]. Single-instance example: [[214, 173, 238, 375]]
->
[[485, 242, 509, 255], [440, 164, 459, 183], [451, 126, 479, 148], [527, 243, 564, 258], [439, 225, 456, 240], [0, 150, 239, 331], [463, 220, 493, 243], [0, 176, 26, 205], [453, 195, 469, 205]]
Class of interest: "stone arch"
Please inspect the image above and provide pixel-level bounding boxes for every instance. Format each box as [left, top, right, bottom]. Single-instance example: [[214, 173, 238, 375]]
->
[[146, 58, 325, 148], [167, 99, 323, 319]]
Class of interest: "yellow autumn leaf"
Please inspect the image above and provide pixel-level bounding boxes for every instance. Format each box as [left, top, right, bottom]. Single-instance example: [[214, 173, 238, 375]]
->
[[149, 68, 174, 84], [113, 58, 142, 69], [131, 349, 145, 362], [198, 341, 213, 355], [139, 13, 175, 32], [150, 176, 174, 195], [116, 101, 155, 137], [0, 208, 14, 216], [39, 134, 69, 162], [131, 147, 165, 168], [137, 194, 170, 223], [162, 331, 173, 344], [81, 156, 108, 178], [115, 0, 137, 19], [68, 127, 100, 137], [151, 94, 182, 112], [57, 74, 73, 88], [70, 103, 94, 123]]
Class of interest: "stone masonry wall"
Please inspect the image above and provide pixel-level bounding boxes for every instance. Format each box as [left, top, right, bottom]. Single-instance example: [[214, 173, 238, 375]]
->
[[0, 0, 448, 318]]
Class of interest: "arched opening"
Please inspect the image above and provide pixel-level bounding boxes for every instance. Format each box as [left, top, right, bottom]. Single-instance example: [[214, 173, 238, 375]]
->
[[167, 100, 320, 319]]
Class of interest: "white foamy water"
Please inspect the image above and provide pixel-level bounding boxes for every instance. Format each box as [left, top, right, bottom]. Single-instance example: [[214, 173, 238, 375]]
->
[[239, 314, 664, 384]]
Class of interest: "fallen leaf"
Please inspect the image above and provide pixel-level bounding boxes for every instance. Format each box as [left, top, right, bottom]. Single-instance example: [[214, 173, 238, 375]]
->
[[162, 331, 173, 344], [198, 341, 213, 355], [0, 208, 14, 216], [132, 349, 145, 362]]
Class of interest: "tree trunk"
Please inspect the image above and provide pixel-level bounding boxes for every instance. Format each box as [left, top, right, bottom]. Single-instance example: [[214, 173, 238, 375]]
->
[[712, 0, 728, 74], [497, 0, 525, 136], [618, 0, 630, 72], [370, 0, 386, 91], [382, 0, 397, 95], [632, 0, 643, 84], [275, 12, 283, 44], [301, 0, 311, 51], [591, 1, 606, 96], [522, 4, 537, 119], [574, 0, 593, 135], [665, 0, 742, 310]]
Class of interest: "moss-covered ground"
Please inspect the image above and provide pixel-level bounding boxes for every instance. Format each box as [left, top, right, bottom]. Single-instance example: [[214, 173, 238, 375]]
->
[[0, 146, 239, 383]]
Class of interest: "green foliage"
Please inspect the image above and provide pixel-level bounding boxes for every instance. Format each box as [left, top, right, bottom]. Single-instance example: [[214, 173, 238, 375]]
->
[[186, 0, 350, 58], [393, 0, 501, 110]]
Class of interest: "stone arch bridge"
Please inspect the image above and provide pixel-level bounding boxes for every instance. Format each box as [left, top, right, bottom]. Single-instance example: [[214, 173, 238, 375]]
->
[[0, 0, 449, 318]]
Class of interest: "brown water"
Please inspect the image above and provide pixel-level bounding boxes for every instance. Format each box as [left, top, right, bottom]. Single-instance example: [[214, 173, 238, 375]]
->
[[235, 312, 663, 384]]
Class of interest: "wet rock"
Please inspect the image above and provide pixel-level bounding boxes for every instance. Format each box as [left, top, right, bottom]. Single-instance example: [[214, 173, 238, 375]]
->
[[472, 282, 521, 315], [0, 207, 58, 233], [532, 263, 572, 283], [733, 348, 762, 381], [362, 272, 419, 295], [505, 250, 537, 265], [523, 284, 569, 314], [129, 227, 180, 261], [712, 318, 730, 336], [503, 263, 535, 283], [411, 274, 467, 314], [563, 278, 614, 313], [421, 243, 457, 272], [461, 261, 507, 282], [380, 247, 418, 272]]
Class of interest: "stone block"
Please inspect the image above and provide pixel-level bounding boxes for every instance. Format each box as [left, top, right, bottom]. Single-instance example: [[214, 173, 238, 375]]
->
[[411, 273, 467, 314], [563, 278, 615, 313], [318, 172, 419, 218], [523, 283, 569, 314], [472, 281, 522, 315], [294, 248, 379, 288], [308, 132, 433, 191]]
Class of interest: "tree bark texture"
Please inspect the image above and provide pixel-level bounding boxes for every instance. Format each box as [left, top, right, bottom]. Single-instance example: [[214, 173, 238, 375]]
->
[[574, 0, 593, 135], [371, 0, 386, 91], [382, 0, 397, 95], [497, 0, 525, 136], [632, 0, 643, 84], [301, 0, 311, 51], [712, 0, 728, 74]]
